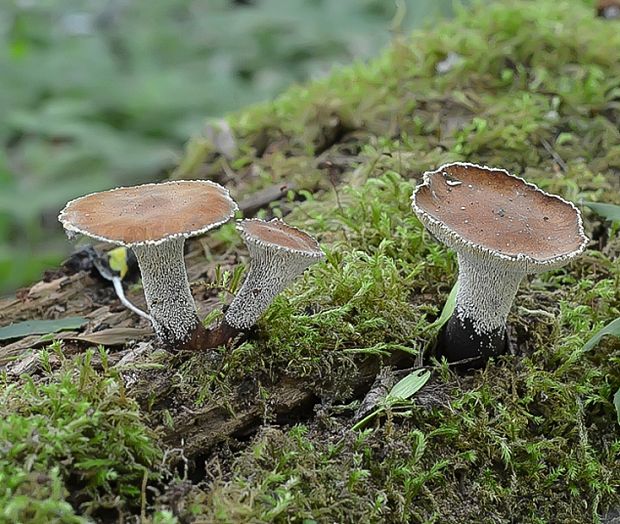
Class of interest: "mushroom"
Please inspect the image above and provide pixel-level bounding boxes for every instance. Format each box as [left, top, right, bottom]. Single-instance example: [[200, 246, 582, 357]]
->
[[206, 218, 324, 347], [411, 162, 588, 366], [58, 180, 238, 350]]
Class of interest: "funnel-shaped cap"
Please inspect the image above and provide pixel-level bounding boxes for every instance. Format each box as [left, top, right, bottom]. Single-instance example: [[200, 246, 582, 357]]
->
[[411, 162, 588, 271]]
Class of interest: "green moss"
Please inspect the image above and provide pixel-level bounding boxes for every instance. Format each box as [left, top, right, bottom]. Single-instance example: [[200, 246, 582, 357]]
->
[[166, 0, 620, 521], [0, 345, 163, 522], [4, 0, 620, 521], [177, 164, 619, 521], [177, 0, 620, 189]]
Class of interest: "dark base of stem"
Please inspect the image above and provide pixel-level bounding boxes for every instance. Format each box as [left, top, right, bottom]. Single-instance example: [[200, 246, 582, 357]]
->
[[155, 321, 224, 352], [161, 320, 244, 351], [436, 313, 507, 369], [176, 323, 211, 351], [202, 319, 243, 349]]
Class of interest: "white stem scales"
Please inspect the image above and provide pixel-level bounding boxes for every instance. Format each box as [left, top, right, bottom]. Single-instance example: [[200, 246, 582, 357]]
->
[[224, 239, 321, 330], [133, 238, 200, 345], [455, 252, 525, 335]]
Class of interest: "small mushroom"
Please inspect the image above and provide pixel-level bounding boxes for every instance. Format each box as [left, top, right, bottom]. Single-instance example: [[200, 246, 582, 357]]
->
[[58, 180, 238, 350], [206, 218, 324, 347], [411, 162, 588, 366]]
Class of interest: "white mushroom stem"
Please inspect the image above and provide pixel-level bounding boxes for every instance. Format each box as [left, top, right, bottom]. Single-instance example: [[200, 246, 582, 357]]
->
[[132, 238, 200, 345], [454, 252, 525, 335], [224, 247, 318, 330]]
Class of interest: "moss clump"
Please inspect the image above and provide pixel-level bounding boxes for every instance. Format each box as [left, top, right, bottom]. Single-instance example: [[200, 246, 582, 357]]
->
[[3, 0, 620, 521], [160, 0, 620, 520], [0, 345, 163, 522], [179, 0, 620, 198], [172, 174, 619, 524]]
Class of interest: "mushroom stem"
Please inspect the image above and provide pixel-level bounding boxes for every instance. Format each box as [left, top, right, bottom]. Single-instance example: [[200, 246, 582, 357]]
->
[[437, 252, 524, 365], [205, 261, 288, 348], [206, 250, 316, 348], [133, 238, 202, 348], [225, 250, 312, 331], [205, 218, 324, 349]]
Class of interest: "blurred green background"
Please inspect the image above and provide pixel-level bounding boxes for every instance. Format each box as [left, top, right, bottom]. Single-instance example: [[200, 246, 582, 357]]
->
[[0, 0, 461, 296]]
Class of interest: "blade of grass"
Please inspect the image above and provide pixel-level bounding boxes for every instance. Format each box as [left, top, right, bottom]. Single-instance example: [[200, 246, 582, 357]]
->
[[352, 369, 431, 431], [582, 318, 620, 352], [583, 201, 620, 222], [425, 281, 458, 333], [0, 317, 87, 341], [388, 369, 431, 401]]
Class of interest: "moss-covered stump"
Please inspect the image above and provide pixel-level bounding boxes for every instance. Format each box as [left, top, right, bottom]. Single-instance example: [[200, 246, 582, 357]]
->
[[1, 0, 620, 522]]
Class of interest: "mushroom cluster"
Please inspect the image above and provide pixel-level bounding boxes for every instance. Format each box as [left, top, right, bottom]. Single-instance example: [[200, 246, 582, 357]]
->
[[412, 162, 588, 366], [59, 181, 323, 351], [59, 163, 587, 368]]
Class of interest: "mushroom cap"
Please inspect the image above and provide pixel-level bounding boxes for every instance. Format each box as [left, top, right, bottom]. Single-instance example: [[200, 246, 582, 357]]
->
[[59, 180, 238, 246], [237, 218, 324, 258], [411, 162, 588, 270]]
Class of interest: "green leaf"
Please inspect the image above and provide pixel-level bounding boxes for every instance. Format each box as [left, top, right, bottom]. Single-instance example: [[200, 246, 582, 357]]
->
[[582, 317, 620, 352], [614, 388, 620, 426], [388, 369, 431, 401], [425, 281, 458, 332], [583, 201, 620, 222], [0, 317, 87, 341], [352, 369, 432, 431]]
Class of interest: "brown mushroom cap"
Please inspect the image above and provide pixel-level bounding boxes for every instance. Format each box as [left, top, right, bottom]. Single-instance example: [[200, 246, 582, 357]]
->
[[59, 180, 237, 246], [238, 218, 323, 256], [412, 163, 588, 267]]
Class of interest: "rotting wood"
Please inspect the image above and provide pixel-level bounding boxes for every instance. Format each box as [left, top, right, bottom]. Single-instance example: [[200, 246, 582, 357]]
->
[[159, 377, 316, 457], [353, 367, 397, 422], [238, 183, 296, 217], [128, 354, 387, 459]]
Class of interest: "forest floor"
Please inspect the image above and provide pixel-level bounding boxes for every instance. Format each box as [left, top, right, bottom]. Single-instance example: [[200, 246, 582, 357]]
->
[[1, 1, 619, 523]]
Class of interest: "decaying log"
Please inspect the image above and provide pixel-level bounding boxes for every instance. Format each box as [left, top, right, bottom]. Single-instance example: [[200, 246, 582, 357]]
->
[[127, 355, 385, 458], [161, 377, 316, 455], [238, 183, 296, 217]]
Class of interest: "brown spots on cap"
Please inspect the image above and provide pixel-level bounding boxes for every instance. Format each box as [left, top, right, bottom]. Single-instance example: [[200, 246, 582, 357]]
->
[[414, 163, 585, 261], [240, 219, 321, 254], [60, 181, 236, 244]]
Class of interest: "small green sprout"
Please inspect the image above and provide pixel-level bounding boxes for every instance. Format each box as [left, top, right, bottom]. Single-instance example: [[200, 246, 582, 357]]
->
[[352, 369, 431, 431]]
